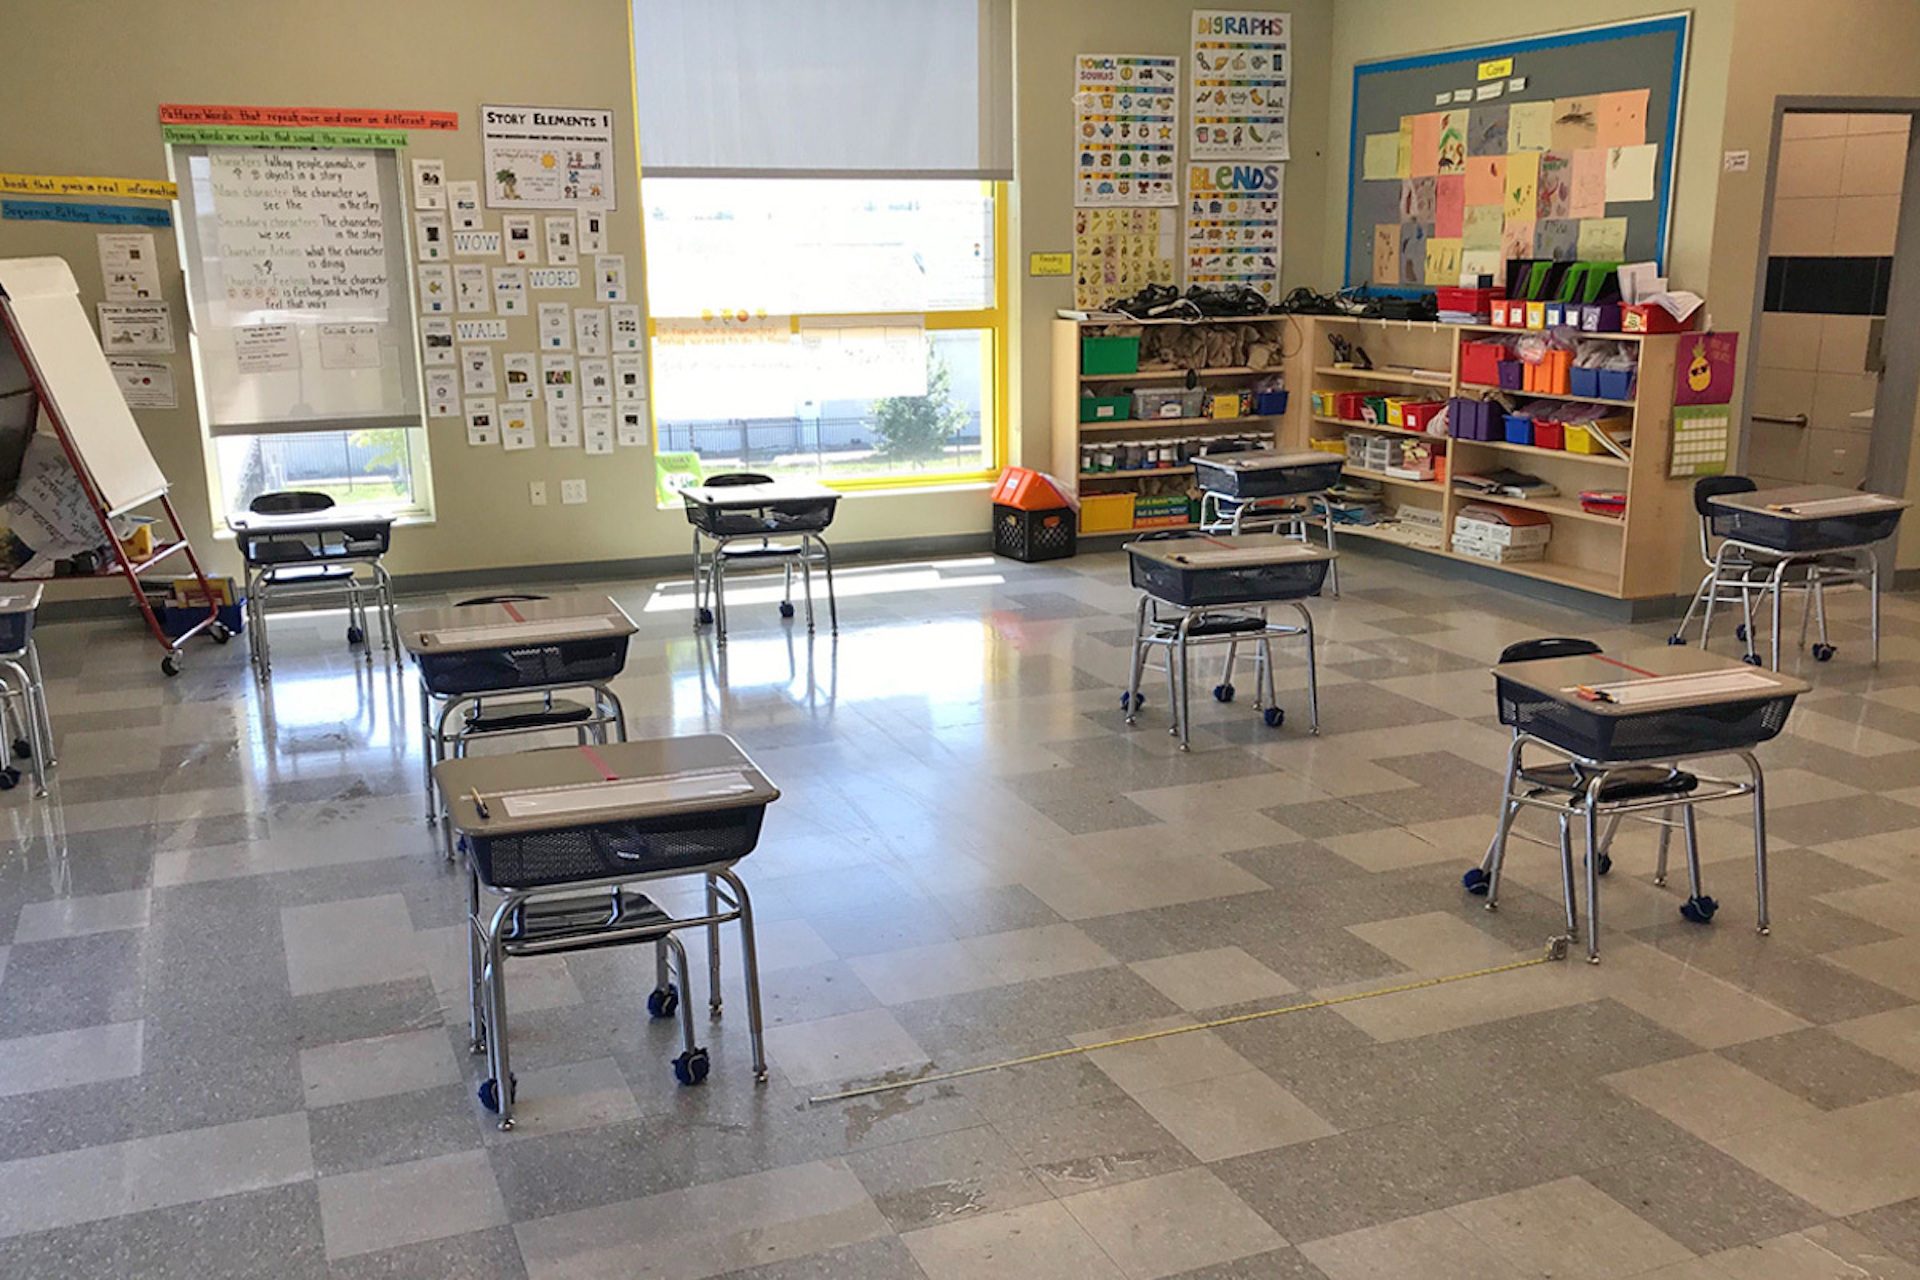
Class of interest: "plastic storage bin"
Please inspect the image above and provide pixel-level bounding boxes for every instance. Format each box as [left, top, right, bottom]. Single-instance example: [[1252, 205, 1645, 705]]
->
[[1532, 420, 1566, 450], [1078, 493, 1136, 534], [467, 805, 771, 890], [1711, 502, 1905, 552], [418, 635, 632, 698], [1080, 395, 1131, 423], [1127, 543, 1332, 607], [1193, 452, 1343, 499], [1597, 368, 1636, 400], [1253, 389, 1291, 415], [1082, 335, 1141, 375], [1568, 367, 1600, 398], [1133, 387, 1206, 419], [1504, 414, 1534, 446], [1460, 340, 1508, 387]]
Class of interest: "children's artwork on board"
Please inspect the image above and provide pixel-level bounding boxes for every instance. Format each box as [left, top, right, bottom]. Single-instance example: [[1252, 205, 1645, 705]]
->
[[1397, 221, 1427, 286], [1467, 104, 1507, 158]]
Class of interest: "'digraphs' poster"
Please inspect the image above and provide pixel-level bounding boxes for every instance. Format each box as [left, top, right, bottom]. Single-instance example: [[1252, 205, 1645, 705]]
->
[[481, 105, 617, 210], [1074, 207, 1177, 310], [1073, 54, 1180, 207], [1190, 10, 1290, 160], [1185, 161, 1283, 301]]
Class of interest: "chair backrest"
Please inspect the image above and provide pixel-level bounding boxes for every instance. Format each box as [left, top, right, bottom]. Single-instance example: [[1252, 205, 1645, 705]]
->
[[457, 593, 548, 608], [1693, 474, 1756, 517], [704, 472, 774, 488], [1498, 637, 1601, 665], [250, 490, 335, 516]]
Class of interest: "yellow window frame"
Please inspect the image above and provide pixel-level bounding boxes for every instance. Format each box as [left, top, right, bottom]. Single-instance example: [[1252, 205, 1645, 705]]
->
[[636, 182, 1009, 496]]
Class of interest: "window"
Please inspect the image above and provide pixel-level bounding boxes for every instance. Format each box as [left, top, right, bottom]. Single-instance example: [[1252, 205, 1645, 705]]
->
[[641, 178, 1003, 485], [632, 0, 1012, 491], [171, 145, 432, 521]]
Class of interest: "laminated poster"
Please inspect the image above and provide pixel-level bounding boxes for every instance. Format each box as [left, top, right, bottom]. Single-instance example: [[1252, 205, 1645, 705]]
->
[[213, 149, 387, 312], [107, 359, 176, 410], [1073, 53, 1180, 207], [1185, 161, 1281, 300], [1190, 10, 1289, 160], [481, 105, 616, 210], [1073, 206, 1176, 310], [96, 233, 161, 301]]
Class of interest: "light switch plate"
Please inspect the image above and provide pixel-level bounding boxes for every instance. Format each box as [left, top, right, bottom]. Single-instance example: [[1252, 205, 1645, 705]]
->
[[529, 481, 548, 506]]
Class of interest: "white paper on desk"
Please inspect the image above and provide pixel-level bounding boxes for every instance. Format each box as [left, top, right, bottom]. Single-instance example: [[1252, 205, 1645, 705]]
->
[[1165, 544, 1320, 567], [1572, 670, 1780, 706], [1768, 494, 1903, 516], [423, 617, 618, 647], [498, 771, 753, 819]]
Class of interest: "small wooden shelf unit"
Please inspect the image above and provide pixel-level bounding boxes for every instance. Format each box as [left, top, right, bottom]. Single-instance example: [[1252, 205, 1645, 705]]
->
[[1052, 313, 1703, 600]]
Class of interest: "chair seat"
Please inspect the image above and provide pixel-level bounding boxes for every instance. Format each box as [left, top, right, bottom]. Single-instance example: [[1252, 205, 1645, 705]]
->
[[459, 697, 595, 735], [1151, 612, 1269, 639], [258, 563, 360, 584], [1522, 764, 1698, 802], [717, 541, 807, 560]]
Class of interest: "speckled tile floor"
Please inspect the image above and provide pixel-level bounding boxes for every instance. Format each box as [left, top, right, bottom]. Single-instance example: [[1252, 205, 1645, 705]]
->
[[2, 548, 1919, 1278]]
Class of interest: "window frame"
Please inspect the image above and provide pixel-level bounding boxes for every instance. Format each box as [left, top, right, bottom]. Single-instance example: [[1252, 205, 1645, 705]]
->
[[634, 178, 1009, 495], [166, 142, 436, 529]]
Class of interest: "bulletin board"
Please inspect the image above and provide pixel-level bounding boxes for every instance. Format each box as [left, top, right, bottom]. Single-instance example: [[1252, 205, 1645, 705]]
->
[[1342, 15, 1688, 290]]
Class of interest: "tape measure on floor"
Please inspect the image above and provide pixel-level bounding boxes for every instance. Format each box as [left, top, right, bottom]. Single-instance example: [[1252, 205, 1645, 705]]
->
[[807, 936, 1570, 1106]]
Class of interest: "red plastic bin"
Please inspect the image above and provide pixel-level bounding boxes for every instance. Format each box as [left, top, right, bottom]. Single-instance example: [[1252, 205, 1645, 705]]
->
[[1459, 340, 1509, 388]]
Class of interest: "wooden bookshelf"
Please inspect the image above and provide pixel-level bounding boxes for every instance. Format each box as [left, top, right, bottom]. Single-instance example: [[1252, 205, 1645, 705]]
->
[[1276, 315, 1703, 600]]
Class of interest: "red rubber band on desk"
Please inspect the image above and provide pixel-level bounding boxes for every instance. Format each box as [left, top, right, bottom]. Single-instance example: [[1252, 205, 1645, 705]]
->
[[577, 744, 618, 780]]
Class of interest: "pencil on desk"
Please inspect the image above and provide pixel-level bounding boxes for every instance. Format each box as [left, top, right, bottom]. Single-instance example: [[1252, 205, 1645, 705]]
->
[[470, 787, 491, 819]]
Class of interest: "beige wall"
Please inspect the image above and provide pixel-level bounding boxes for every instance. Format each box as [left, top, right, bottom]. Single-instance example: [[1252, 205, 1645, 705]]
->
[[1013, 0, 1333, 468], [0, 0, 993, 598]]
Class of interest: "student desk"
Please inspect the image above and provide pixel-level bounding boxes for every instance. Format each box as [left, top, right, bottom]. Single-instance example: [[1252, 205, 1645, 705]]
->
[[681, 479, 840, 645], [228, 509, 397, 676], [1480, 646, 1806, 962], [437, 734, 777, 1128], [0, 583, 52, 795], [1703, 484, 1906, 669], [1123, 533, 1334, 750], [399, 592, 637, 833]]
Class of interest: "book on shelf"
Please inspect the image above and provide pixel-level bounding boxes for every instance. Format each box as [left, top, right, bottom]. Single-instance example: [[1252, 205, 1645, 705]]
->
[[1453, 469, 1561, 500]]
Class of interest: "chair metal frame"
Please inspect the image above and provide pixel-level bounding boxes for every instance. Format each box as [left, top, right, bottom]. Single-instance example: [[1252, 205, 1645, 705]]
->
[[237, 492, 397, 678], [0, 637, 53, 796], [685, 474, 839, 648], [1124, 594, 1319, 750]]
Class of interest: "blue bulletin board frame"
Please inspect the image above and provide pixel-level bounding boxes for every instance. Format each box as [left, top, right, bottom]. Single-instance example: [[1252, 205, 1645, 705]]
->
[[1342, 13, 1690, 291]]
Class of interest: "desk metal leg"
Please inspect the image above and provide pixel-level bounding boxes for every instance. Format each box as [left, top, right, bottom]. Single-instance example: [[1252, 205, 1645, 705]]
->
[[421, 683, 438, 824], [1479, 735, 1526, 908], [706, 874, 723, 1018], [1654, 809, 1673, 886], [1583, 776, 1607, 963], [713, 554, 730, 647], [1768, 559, 1789, 670], [1870, 552, 1882, 665], [1171, 616, 1193, 751], [1294, 602, 1320, 734], [691, 530, 710, 627], [1124, 595, 1149, 724], [466, 870, 486, 1053], [1700, 544, 1732, 651], [24, 641, 53, 770], [481, 899, 516, 1129], [1741, 750, 1771, 935], [717, 869, 769, 1082], [815, 536, 838, 635], [661, 933, 700, 1075]]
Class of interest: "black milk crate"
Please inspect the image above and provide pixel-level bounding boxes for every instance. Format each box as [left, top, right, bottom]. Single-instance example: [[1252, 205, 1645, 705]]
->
[[1496, 677, 1797, 762], [418, 635, 630, 697], [684, 497, 839, 539], [1128, 549, 1330, 607], [1712, 504, 1903, 553], [467, 805, 769, 890], [0, 608, 33, 654], [1192, 455, 1343, 500], [993, 504, 1077, 562]]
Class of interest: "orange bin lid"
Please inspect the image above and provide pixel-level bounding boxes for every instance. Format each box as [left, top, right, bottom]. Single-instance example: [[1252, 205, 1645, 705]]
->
[[991, 467, 1075, 512]]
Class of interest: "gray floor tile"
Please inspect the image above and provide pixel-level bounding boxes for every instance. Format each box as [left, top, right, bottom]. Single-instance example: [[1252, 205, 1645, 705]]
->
[[0, 1184, 327, 1280], [1583, 1139, 1826, 1253], [845, 1124, 1051, 1232], [327, 1225, 528, 1280], [1850, 1196, 1920, 1265], [1720, 1028, 1920, 1111], [992, 1096, 1195, 1196], [719, 1236, 929, 1279], [308, 1084, 483, 1178]]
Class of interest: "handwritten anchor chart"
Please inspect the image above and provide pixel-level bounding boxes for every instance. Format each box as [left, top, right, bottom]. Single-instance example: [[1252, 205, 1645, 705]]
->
[[1190, 10, 1291, 161], [1073, 55, 1180, 208]]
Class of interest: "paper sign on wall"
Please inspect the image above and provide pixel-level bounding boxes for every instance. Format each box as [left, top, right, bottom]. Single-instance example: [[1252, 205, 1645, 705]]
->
[[96, 233, 161, 301], [1185, 161, 1282, 300], [580, 357, 612, 407], [530, 268, 580, 290], [580, 210, 608, 255], [448, 180, 482, 230], [574, 308, 607, 355], [453, 230, 502, 256], [504, 352, 537, 401], [411, 158, 445, 210], [546, 400, 580, 448], [1074, 206, 1176, 310], [542, 352, 577, 402], [420, 317, 454, 365], [481, 105, 617, 211], [594, 254, 626, 302], [454, 263, 491, 313], [415, 213, 449, 260], [234, 322, 299, 372], [584, 406, 615, 455], [614, 353, 647, 400], [465, 395, 498, 446], [456, 318, 510, 342], [461, 346, 497, 396], [503, 215, 540, 263], [419, 264, 452, 313], [502, 401, 536, 450], [617, 405, 648, 447], [538, 302, 571, 349], [493, 267, 528, 316], [98, 302, 174, 353], [426, 368, 460, 417], [610, 304, 644, 352], [1189, 10, 1290, 160], [108, 359, 176, 409], [544, 216, 578, 266], [320, 322, 381, 369]]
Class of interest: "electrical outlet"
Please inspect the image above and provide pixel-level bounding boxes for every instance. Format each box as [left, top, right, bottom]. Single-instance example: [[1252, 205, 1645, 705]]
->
[[561, 478, 587, 505], [528, 481, 548, 506]]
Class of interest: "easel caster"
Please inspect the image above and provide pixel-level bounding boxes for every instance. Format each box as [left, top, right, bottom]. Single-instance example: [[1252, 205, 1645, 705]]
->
[[161, 649, 183, 677]]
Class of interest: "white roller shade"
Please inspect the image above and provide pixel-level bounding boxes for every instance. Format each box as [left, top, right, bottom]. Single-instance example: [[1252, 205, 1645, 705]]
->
[[633, 0, 1014, 179]]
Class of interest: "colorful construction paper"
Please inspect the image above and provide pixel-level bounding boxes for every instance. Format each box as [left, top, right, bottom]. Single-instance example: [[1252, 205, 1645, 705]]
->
[[1373, 223, 1401, 285], [1605, 144, 1658, 202], [1501, 217, 1535, 264], [1461, 248, 1501, 279], [1435, 173, 1465, 237], [1436, 109, 1468, 173], [1363, 132, 1400, 180], [1535, 218, 1580, 260], [1576, 215, 1628, 260], [1464, 154, 1506, 206], [1503, 151, 1540, 227], [1399, 175, 1436, 223], [1462, 203, 1503, 250], [1596, 88, 1649, 149], [1569, 148, 1607, 218], [1395, 116, 1413, 178], [1508, 101, 1554, 152], [1551, 97, 1599, 152], [1424, 236, 1463, 286], [1536, 151, 1571, 220], [1467, 105, 1508, 157], [1410, 113, 1441, 178], [1399, 221, 1428, 285]]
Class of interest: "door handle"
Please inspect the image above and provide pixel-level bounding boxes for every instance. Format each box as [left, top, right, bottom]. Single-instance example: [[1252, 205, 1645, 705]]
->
[[1750, 412, 1808, 428]]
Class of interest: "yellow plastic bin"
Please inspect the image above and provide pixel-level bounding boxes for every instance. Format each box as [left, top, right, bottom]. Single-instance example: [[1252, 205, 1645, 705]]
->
[[1079, 492, 1137, 533]]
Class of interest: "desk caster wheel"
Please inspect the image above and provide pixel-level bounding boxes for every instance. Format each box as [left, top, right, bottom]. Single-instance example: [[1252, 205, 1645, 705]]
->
[[1736, 624, 1749, 642], [1666, 634, 1686, 646], [1812, 643, 1836, 663], [210, 622, 231, 644], [1263, 706, 1284, 728], [1213, 683, 1235, 703], [1121, 692, 1144, 711], [1462, 866, 1490, 896], [477, 1073, 516, 1112], [1591, 852, 1612, 877], [779, 601, 795, 619], [673, 1047, 710, 1086], [347, 625, 366, 645], [1680, 895, 1719, 924], [1742, 653, 1763, 666], [161, 651, 183, 677], [647, 985, 680, 1019], [696, 607, 714, 626], [11, 737, 30, 760]]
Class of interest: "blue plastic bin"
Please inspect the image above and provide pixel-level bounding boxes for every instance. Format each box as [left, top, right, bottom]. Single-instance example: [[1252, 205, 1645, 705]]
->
[[1504, 414, 1535, 446], [1568, 367, 1600, 398]]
